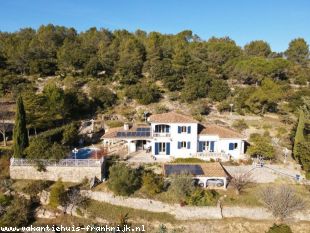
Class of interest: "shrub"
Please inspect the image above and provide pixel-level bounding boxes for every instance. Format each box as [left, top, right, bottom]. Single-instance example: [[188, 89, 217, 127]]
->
[[155, 105, 169, 114], [106, 120, 124, 128], [247, 134, 275, 159], [232, 119, 248, 132], [208, 79, 230, 101], [0, 197, 33, 227], [25, 137, 68, 160], [141, 171, 164, 196], [0, 193, 12, 206], [0, 155, 10, 179], [108, 163, 141, 196], [125, 83, 161, 105], [186, 189, 219, 206], [267, 224, 292, 233], [168, 174, 195, 201], [88, 81, 117, 109], [259, 185, 305, 220], [49, 179, 67, 208], [22, 180, 53, 198], [62, 122, 79, 146]]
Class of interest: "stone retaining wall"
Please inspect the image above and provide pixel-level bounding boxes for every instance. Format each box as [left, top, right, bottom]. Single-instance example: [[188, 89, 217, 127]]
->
[[10, 165, 103, 182], [84, 191, 310, 221]]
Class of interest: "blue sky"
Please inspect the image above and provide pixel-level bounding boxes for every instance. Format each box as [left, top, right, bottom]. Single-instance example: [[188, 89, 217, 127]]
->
[[0, 0, 309, 52]]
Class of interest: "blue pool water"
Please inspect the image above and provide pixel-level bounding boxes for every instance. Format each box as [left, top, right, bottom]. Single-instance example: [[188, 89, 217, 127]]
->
[[71, 148, 94, 159]]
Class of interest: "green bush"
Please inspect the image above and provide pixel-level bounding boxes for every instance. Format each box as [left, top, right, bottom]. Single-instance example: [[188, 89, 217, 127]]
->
[[168, 174, 195, 201], [0, 197, 33, 227], [108, 163, 141, 196], [0, 193, 12, 206], [38, 126, 65, 142], [125, 83, 161, 105], [267, 224, 292, 233], [247, 133, 275, 159], [61, 122, 79, 146], [141, 171, 164, 196], [232, 119, 249, 132], [25, 137, 68, 160], [22, 180, 53, 198], [186, 189, 219, 206], [49, 179, 67, 208]]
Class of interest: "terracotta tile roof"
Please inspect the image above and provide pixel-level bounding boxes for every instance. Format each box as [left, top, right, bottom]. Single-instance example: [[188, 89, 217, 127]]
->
[[149, 112, 198, 123], [163, 162, 230, 178], [101, 127, 123, 139], [200, 163, 231, 178], [198, 124, 244, 139]]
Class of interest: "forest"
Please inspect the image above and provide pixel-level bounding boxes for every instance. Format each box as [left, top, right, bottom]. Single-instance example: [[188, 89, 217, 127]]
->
[[0, 24, 309, 141]]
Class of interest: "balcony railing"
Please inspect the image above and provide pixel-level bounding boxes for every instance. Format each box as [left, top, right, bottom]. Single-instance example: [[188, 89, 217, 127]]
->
[[152, 132, 171, 137], [10, 158, 103, 167], [194, 152, 230, 161]]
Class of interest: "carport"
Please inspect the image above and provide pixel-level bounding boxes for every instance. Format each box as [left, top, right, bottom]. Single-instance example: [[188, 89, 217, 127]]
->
[[163, 162, 231, 189]]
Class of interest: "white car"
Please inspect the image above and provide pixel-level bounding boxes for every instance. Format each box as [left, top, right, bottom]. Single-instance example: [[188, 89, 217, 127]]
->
[[206, 179, 224, 187]]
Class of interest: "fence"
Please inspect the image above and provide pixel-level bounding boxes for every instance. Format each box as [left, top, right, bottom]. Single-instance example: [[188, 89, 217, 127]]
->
[[195, 152, 230, 161], [10, 157, 103, 167]]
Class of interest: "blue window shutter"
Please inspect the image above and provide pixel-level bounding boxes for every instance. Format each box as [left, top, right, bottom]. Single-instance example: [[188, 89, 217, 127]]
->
[[198, 141, 203, 152], [166, 143, 170, 155], [187, 141, 191, 149], [229, 143, 234, 150], [155, 143, 159, 155], [178, 141, 181, 149], [178, 126, 181, 133], [166, 126, 169, 133], [210, 141, 215, 152], [187, 126, 191, 134]]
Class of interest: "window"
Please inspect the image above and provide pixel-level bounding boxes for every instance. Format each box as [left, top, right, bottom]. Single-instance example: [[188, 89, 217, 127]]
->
[[181, 141, 186, 148], [155, 125, 169, 133], [181, 126, 187, 133], [159, 142, 166, 152], [229, 143, 238, 150]]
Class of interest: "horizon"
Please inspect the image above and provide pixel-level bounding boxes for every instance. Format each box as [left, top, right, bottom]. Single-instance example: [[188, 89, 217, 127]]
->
[[1, 0, 310, 52]]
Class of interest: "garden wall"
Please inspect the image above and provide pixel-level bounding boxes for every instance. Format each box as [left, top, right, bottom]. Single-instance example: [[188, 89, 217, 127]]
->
[[10, 159, 105, 183]]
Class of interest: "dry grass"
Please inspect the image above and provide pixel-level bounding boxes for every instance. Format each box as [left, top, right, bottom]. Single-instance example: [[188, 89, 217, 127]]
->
[[221, 183, 310, 207], [86, 200, 177, 224]]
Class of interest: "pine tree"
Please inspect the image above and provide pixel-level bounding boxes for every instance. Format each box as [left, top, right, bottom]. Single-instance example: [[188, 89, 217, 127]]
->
[[13, 96, 29, 158]]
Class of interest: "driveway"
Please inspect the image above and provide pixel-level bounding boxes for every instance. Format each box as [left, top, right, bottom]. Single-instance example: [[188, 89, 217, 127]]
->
[[224, 163, 303, 183]]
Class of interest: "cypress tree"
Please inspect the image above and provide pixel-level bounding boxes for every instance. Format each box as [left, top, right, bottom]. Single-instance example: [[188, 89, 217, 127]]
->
[[13, 96, 29, 158], [293, 109, 305, 159]]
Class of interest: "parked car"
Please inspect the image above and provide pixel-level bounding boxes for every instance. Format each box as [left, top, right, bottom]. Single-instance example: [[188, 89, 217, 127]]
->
[[206, 179, 224, 187], [192, 178, 205, 187]]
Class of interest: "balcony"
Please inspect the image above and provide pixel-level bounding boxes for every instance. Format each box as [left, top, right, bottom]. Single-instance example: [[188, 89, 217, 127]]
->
[[194, 152, 230, 161], [152, 132, 171, 137]]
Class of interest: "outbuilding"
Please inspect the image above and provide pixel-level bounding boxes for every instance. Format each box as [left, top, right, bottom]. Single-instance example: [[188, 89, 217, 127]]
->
[[163, 162, 231, 189]]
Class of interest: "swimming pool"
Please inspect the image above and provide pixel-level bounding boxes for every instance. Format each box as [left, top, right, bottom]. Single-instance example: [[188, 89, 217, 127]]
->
[[71, 148, 94, 159]]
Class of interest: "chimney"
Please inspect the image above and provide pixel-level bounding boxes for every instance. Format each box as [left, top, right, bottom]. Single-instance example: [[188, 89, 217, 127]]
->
[[124, 123, 129, 131]]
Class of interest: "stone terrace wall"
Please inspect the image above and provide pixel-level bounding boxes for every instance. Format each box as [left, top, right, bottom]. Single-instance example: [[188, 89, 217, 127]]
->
[[10, 165, 103, 183]]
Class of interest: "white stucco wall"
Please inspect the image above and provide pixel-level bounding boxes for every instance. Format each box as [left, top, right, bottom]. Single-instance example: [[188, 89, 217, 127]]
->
[[218, 139, 244, 159], [151, 122, 198, 157], [149, 123, 245, 160]]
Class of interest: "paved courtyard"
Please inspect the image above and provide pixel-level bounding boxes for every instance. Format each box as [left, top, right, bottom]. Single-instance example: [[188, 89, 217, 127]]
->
[[126, 150, 172, 164]]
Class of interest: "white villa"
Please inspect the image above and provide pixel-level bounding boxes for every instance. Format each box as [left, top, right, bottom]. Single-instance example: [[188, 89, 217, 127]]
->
[[102, 112, 246, 161]]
